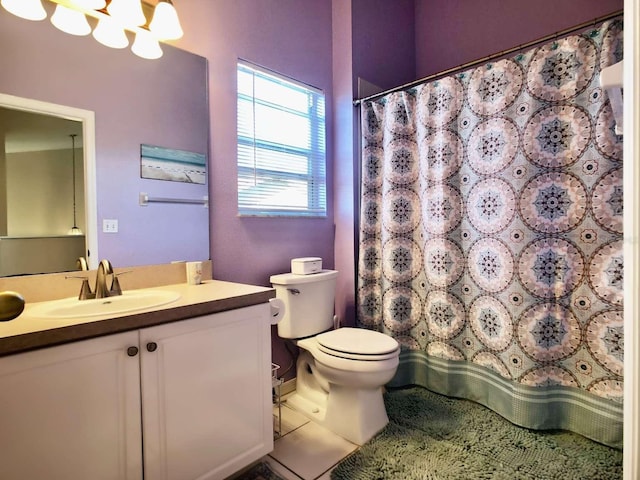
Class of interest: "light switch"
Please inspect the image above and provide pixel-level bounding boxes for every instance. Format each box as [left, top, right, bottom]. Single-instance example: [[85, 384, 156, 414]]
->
[[103, 219, 118, 233]]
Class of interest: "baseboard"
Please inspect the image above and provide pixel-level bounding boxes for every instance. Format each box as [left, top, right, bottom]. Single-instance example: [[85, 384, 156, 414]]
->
[[280, 378, 296, 396]]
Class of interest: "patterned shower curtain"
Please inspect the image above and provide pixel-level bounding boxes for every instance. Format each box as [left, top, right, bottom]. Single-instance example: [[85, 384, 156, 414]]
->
[[358, 19, 624, 448]]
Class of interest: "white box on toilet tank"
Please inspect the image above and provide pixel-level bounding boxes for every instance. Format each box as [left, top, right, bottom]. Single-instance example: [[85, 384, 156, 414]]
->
[[291, 257, 322, 275]]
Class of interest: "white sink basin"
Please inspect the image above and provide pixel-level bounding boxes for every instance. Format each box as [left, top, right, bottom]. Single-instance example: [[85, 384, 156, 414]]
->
[[28, 290, 181, 319]]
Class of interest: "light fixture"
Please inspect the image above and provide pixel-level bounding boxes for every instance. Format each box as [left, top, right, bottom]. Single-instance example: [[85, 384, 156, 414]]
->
[[132, 29, 163, 59], [93, 17, 129, 49], [2, 0, 183, 60], [68, 134, 83, 236], [149, 0, 183, 40], [1, 0, 46, 21], [51, 4, 92, 36], [107, 0, 146, 29]]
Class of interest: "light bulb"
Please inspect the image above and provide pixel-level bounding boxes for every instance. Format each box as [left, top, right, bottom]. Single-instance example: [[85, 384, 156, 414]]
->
[[93, 17, 129, 49], [1, 0, 46, 21], [107, 0, 146, 28], [132, 31, 163, 60], [68, 226, 84, 235], [69, 0, 106, 9], [149, 0, 183, 40], [51, 4, 91, 36]]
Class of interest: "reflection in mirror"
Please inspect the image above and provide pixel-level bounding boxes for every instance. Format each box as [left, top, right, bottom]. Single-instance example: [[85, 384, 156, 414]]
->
[[0, 94, 97, 277]]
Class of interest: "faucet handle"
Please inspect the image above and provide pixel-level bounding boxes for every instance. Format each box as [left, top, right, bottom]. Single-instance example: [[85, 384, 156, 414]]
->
[[78, 279, 94, 300], [110, 276, 122, 296], [110, 270, 132, 296], [65, 275, 95, 300]]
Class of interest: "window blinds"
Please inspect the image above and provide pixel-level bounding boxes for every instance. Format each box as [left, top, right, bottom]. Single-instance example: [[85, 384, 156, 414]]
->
[[237, 61, 327, 217]]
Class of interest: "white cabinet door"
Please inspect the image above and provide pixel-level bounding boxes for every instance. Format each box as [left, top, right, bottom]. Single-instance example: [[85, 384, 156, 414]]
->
[[0, 331, 143, 480], [140, 304, 273, 480]]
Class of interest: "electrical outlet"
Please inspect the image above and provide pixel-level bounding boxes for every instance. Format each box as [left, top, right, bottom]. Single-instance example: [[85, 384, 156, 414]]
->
[[103, 219, 118, 233]]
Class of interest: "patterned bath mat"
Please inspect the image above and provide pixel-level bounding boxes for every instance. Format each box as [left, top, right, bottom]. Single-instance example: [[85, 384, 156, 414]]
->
[[331, 387, 622, 480], [233, 461, 285, 480]]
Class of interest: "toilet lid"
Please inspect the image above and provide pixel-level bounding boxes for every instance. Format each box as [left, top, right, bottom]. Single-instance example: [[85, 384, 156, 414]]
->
[[316, 328, 399, 359]]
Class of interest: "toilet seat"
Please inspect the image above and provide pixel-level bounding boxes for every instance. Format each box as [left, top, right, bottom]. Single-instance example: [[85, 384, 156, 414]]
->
[[316, 328, 399, 361]]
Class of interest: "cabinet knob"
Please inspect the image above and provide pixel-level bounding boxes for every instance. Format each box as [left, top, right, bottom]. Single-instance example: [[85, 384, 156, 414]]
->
[[127, 346, 139, 357], [146, 342, 158, 352]]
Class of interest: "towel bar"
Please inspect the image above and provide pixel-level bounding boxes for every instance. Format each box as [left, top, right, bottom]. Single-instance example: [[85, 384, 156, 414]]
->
[[139, 192, 208, 207]]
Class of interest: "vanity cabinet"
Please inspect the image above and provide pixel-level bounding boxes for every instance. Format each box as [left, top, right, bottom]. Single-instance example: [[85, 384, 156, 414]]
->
[[0, 330, 142, 480], [0, 303, 273, 480], [140, 304, 273, 480]]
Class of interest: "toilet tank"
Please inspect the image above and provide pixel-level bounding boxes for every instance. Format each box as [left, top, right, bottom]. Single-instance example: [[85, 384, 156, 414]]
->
[[270, 270, 338, 339]]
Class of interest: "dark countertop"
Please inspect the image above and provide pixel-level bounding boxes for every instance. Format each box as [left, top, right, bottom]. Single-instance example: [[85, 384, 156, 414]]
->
[[0, 280, 275, 357]]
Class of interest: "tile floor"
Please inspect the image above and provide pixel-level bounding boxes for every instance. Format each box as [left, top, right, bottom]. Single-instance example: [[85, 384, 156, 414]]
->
[[263, 400, 359, 480]]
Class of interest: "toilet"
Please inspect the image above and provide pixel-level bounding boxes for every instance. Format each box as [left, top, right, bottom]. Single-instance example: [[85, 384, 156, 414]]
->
[[270, 269, 400, 445]]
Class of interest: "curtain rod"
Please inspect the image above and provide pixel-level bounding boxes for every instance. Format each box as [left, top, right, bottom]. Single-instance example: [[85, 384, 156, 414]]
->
[[353, 9, 623, 106]]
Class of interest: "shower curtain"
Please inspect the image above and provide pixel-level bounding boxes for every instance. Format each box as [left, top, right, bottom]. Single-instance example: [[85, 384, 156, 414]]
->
[[357, 19, 623, 448]]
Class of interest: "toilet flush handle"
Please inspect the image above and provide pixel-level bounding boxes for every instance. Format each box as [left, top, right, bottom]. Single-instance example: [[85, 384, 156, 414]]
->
[[287, 288, 301, 295]]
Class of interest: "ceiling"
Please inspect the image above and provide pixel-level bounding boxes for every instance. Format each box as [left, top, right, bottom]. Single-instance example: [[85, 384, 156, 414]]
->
[[0, 107, 83, 154]]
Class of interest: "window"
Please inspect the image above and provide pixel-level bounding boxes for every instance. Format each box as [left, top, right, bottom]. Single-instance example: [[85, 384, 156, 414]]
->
[[237, 61, 326, 217]]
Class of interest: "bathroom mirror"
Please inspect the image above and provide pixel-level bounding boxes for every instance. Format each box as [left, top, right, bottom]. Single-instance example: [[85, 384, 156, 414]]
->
[[0, 7, 210, 276]]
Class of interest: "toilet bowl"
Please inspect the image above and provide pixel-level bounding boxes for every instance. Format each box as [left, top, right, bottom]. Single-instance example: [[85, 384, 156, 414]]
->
[[271, 268, 399, 445], [287, 328, 400, 445]]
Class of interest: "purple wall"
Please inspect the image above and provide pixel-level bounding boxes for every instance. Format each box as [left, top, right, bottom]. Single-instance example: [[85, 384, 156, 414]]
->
[[415, 0, 624, 78], [352, 0, 417, 91], [332, 0, 357, 328], [173, 0, 334, 378], [174, 0, 335, 289]]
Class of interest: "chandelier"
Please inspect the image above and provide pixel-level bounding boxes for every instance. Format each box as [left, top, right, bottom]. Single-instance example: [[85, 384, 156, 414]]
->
[[1, 0, 183, 60]]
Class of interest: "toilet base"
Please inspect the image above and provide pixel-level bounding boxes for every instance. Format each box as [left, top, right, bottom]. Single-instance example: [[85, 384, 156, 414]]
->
[[324, 384, 389, 445], [285, 392, 327, 423], [284, 385, 389, 446]]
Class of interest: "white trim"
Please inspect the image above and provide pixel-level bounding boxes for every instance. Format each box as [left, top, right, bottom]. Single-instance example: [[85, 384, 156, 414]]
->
[[238, 58, 324, 95], [0, 93, 98, 269], [623, 1, 639, 478]]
